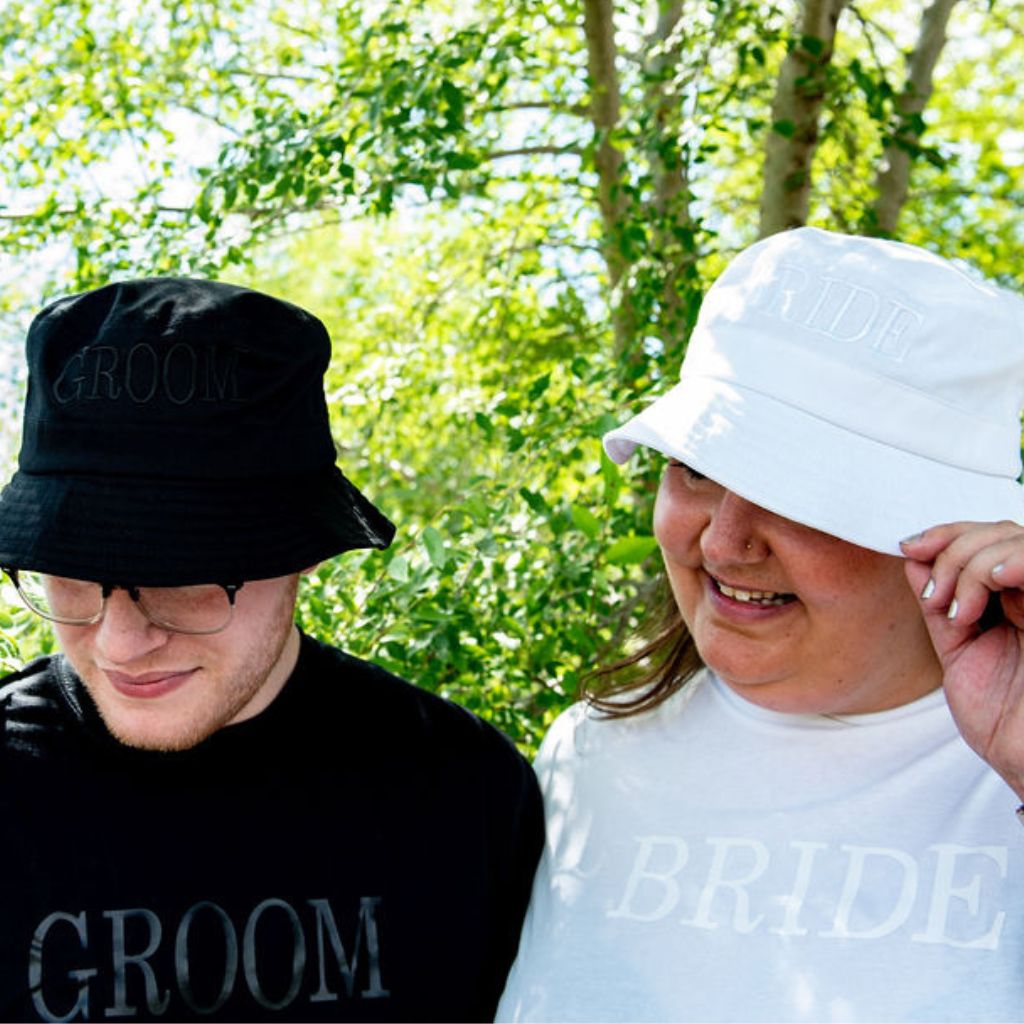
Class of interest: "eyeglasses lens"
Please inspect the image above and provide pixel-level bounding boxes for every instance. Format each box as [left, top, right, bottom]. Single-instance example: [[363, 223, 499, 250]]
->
[[138, 584, 234, 634], [17, 572, 101, 623], [11, 572, 234, 634]]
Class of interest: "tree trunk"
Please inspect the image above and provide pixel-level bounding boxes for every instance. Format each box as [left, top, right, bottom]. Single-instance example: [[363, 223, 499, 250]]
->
[[582, 0, 634, 353], [646, 1, 695, 343], [870, 0, 960, 235], [758, 0, 848, 238]]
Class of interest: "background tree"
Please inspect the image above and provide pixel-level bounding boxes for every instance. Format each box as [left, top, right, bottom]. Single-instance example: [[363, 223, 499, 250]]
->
[[1, 0, 1021, 749]]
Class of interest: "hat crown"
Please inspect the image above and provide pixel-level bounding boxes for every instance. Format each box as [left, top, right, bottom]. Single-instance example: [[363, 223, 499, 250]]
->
[[22, 277, 336, 480], [0, 277, 395, 584], [685, 227, 1024, 476], [603, 228, 1024, 554]]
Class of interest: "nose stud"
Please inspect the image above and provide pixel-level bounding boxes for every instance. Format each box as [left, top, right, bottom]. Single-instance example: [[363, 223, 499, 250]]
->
[[744, 541, 753, 551]]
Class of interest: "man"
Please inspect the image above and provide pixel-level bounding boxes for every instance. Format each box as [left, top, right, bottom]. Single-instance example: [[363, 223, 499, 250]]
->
[[0, 279, 543, 1022]]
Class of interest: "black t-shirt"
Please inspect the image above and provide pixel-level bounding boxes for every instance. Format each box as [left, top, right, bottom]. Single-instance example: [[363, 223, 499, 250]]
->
[[0, 632, 543, 1022]]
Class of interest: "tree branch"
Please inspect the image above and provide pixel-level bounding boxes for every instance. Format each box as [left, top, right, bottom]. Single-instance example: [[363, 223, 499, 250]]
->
[[870, 0, 960, 234], [758, 0, 850, 238], [643, 2, 696, 338], [178, 103, 244, 138], [268, 14, 324, 42], [582, 0, 635, 353], [488, 101, 590, 118], [583, 0, 627, 282], [227, 68, 325, 84], [0, 203, 194, 222], [483, 145, 584, 161], [846, 2, 900, 58]]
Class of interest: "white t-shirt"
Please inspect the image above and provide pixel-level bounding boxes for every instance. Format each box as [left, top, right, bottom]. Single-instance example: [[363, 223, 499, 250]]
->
[[496, 671, 1024, 1022]]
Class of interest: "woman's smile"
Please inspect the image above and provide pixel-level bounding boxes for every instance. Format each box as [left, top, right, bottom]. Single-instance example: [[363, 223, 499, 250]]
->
[[706, 572, 798, 611], [655, 462, 941, 715]]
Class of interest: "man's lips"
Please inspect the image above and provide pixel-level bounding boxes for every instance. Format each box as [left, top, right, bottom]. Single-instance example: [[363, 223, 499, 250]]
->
[[102, 668, 198, 699]]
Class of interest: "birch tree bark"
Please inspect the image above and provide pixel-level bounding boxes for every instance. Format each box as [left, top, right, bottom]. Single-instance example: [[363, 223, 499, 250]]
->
[[582, 0, 635, 353], [645, 1, 694, 340], [758, 0, 848, 238], [870, 0, 960, 234]]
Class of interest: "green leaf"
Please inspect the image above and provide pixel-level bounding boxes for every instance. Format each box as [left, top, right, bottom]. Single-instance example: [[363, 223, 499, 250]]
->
[[476, 534, 499, 556], [519, 488, 549, 515], [440, 79, 465, 120], [422, 526, 448, 569], [594, 412, 621, 436], [527, 373, 551, 400], [387, 555, 410, 582], [570, 504, 601, 540], [446, 151, 479, 170], [783, 169, 809, 190], [799, 34, 825, 57], [772, 119, 796, 139], [606, 535, 659, 565], [463, 495, 491, 523], [474, 412, 494, 439], [600, 449, 621, 506]]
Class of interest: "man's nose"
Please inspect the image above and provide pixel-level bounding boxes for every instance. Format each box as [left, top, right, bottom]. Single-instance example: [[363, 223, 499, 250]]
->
[[92, 589, 170, 664]]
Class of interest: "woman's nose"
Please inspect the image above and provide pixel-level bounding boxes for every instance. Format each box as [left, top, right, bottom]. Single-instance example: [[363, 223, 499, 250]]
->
[[700, 489, 767, 563]]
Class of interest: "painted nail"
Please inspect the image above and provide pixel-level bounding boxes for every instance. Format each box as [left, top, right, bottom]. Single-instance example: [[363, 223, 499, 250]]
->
[[948, 598, 959, 621], [921, 577, 936, 600], [993, 563, 1006, 576]]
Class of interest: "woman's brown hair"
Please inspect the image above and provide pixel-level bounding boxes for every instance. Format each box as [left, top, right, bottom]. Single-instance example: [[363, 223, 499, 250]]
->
[[581, 572, 704, 717]]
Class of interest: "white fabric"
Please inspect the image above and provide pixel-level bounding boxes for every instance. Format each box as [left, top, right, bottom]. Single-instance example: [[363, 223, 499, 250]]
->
[[496, 672, 1024, 1022], [602, 227, 1024, 555]]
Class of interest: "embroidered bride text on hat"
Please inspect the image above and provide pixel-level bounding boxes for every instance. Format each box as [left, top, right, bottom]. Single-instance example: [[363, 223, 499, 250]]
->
[[745, 263, 923, 361]]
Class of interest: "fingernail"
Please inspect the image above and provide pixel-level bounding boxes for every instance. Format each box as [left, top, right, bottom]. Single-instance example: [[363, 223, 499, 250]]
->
[[993, 563, 1006, 576], [948, 598, 959, 621], [901, 532, 925, 546], [921, 577, 936, 600]]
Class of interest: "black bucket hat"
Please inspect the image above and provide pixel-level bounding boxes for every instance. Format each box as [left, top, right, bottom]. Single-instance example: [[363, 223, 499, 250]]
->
[[0, 277, 395, 586]]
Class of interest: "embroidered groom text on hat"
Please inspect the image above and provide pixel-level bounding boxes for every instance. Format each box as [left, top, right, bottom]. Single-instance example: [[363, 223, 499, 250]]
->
[[53, 342, 243, 405]]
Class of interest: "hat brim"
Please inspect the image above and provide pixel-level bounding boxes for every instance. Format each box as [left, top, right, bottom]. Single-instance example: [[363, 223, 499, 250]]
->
[[604, 376, 1024, 556], [0, 467, 395, 586]]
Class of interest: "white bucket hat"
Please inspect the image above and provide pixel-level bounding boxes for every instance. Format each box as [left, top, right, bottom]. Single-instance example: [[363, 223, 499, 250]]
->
[[603, 227, 1024, 555]]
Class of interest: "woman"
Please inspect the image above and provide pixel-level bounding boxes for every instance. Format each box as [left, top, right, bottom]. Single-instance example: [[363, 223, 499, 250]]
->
[[497, 227, 1024, 1022]]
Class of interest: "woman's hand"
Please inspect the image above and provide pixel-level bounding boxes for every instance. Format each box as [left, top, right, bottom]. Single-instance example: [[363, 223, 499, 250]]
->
[[902, 522, 1024, 802]]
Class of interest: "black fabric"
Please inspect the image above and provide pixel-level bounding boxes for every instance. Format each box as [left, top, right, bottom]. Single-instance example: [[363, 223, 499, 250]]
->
[[0, 633, 543, 1022], [0, 278, 395, 585]]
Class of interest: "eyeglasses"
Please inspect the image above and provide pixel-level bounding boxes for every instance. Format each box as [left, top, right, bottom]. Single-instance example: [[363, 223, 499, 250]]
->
[[2, 569, 243, 636]]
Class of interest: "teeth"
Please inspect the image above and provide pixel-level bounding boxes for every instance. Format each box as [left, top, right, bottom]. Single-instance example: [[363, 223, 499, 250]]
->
[[717, 582, 791, 606]]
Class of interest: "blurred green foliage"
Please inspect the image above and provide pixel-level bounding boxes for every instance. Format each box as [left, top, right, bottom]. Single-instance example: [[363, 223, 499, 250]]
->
[[274, 215, 667, 752], [1, 0, 1022, 752]]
